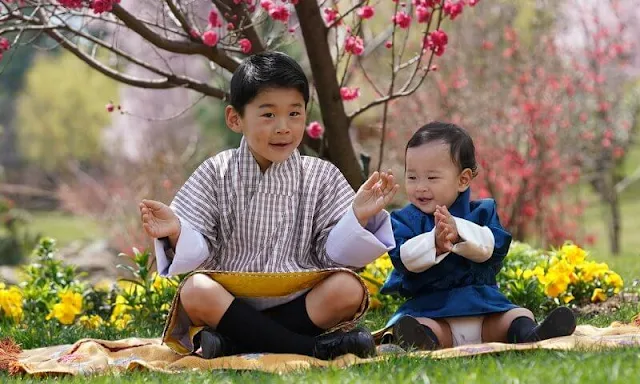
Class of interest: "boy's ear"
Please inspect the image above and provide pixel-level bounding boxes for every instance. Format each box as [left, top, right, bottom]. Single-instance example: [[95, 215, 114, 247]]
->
[[458, 168, 473, 192], [225, 105, 243, 134]]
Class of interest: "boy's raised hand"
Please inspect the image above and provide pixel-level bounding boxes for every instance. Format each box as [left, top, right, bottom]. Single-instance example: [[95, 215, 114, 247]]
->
[[434, 205, 460, 253], [139, 199, 180, 240], [353, 170, 400, 227]]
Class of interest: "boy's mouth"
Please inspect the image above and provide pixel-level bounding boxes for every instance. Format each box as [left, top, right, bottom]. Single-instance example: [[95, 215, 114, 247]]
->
[[269, 142, 292, 149], [416, 197, 433, 204]]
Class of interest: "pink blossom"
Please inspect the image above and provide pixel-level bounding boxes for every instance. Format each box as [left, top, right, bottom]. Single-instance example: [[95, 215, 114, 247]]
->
[[443, 0, 463, 20], [415, 5, 431, 23], [306, 121, 324, 139], [468, 0, 480, 5], [91, 0, 120, 14], [356, 5, 375, 19], [324, 8, 340, 25], [58, 0, 83, 8], [227, 23, 235, 31], [0, 37, 9, 52], [385, 41, 393, 49], [260, 0, 272, 11], [106, 103, 115, 113], [238, 38, 252, 54], [340, 87, 360, 101], [269, 5, 290, 22], [344, 35, 364, 55], [202, 30, 219, 47], [209, 9, 222, 27], [424, 29, 448, 56], [392, 11, 411, 29]]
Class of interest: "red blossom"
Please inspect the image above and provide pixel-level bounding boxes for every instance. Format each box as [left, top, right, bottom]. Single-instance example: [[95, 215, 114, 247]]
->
[[357, 5, 375, 19], [344, 35, 365, 55], [392, 11, 412, 29], [202, 30, 219, 47], [238, 38, 252, 54], [340, 87, 360, 101], [306, 121, 324, 139]]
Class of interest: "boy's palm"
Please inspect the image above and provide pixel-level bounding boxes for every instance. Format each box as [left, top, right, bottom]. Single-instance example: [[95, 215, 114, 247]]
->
[[353, 171, 399, 226], [139, 199, 179, 239]]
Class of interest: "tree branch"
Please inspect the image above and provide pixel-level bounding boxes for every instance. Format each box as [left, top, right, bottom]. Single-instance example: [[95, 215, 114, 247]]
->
[[212, 0, 265, 53], [44, 27, 228, 99], [111, 3, 239, 73]]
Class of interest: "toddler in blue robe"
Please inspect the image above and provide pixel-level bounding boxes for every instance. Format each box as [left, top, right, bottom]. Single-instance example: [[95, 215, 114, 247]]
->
[[381, 122, 577, 350]]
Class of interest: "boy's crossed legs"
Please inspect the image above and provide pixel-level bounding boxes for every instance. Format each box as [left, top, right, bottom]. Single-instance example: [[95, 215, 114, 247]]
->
[[393, 307, 576, 350], [180, 271, 376, 360]]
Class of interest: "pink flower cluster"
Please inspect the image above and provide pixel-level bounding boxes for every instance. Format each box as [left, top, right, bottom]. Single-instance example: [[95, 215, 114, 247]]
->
[[306, 121, 324, 139], [424, 29, 448, 56], [261, 0, 290, 23], [91, 0, 120, 14], [0, 37, 10, 62], [344, 35, 364, 55], [340, 87, 360, 101]]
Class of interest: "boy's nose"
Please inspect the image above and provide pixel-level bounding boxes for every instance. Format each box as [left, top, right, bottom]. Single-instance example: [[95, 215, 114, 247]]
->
[[275, 120, 291, 134]]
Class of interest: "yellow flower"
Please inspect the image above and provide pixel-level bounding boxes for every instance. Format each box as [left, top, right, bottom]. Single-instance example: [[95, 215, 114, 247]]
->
[[113, 313, 132, 330], [0, 286, 24, 322], [59, 290, 83, 312], [544, 273, 570, 298], [561, 244, 586, 265], [605, 272, 623, 293], [374, 254, 393, 272], [579, 262, 609, 282], [591, 288, 607, 303], [110, 295, 132, 323], [522, 269, 534, 279], [563, 294, 575, 304], [47, 302, 82, 325], [79, 315, 104, 329], [160, 303, 171, 312], [515, 268, 523, 278]]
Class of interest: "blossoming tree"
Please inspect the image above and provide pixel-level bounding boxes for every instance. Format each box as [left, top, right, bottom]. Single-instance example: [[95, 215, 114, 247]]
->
[[382, 1, 638, 250], [0, 0, 478, 189]]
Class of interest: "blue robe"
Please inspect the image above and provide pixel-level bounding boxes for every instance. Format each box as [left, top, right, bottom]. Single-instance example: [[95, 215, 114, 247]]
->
[[381, 188, 517, 327]]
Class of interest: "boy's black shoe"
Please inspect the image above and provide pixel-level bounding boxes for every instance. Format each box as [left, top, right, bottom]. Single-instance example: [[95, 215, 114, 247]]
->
[[392, 315, 439, 351], [312, 328, 376, 360], [196, 328, 238, 359], [525, 306, 577, 342]]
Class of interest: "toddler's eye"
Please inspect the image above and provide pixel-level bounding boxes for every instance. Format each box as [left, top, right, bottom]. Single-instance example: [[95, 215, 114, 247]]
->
[[407, 176, 417, 180]]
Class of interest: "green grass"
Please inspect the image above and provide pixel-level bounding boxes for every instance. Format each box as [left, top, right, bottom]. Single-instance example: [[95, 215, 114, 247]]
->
[[25, 211, 103, 247]]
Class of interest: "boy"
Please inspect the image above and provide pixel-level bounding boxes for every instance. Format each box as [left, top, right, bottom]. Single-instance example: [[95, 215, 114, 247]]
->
[[380, 122, 576, 350], [140, 52, 399, 360]]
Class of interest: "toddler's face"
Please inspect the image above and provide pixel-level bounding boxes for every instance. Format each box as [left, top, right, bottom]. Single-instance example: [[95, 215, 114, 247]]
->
[[405, 141, 470, 214], [226, 88, 306, 171]]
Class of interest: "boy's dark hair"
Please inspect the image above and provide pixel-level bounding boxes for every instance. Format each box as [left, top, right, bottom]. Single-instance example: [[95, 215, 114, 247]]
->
[[406, 121, 478, 177], [229, 51, 310, 115]]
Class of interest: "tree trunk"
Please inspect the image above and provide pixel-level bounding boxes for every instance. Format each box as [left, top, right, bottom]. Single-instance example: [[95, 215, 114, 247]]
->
[[295, 1, 365, 190], [606, 178, 621, 255]]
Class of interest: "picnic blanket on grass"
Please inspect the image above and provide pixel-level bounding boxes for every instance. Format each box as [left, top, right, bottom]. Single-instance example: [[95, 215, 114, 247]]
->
[[2, 322, 640, 377]]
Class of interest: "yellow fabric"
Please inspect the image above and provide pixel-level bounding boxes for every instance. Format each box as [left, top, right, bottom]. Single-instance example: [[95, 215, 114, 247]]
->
[[162, 269, 370, 355], [5, 323, 640, 376]]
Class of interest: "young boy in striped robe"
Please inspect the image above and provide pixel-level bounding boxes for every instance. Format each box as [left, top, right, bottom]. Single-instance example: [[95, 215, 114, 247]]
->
[[139, 52, 398, 360]]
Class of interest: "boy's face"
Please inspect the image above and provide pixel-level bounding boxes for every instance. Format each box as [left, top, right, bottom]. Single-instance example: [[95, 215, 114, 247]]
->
[[405, 140, 472, 214], [226, 88, 306, 171]]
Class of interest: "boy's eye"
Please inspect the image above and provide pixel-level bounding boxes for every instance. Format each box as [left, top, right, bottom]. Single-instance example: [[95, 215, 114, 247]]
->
[[290, 111, 301, 117], [428, 177, 438, 180], [262, 113, 274, 118]]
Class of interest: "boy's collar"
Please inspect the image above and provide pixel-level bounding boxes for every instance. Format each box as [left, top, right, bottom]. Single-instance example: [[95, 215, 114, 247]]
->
[[238, 137, 301, 193]]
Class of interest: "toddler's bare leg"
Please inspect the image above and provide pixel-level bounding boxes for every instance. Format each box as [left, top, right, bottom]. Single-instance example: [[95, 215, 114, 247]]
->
[[481, 308, 534, 342]]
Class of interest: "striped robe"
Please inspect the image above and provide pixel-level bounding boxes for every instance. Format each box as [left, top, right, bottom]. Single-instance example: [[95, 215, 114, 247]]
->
[[170, 137, 356, 273]]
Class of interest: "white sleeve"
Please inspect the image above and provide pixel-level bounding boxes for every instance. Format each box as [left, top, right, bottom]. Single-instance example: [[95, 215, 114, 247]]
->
[[325, 206, 395, 268], [399, 229, 450, 273], [450, 217, 495, 263], [154, 217, 210, 277]]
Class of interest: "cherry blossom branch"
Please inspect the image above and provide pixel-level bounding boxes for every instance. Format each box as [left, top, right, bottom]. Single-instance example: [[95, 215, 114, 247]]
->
[[164, 0, 194, 37], [111, 3, 239, 72], [212, 0, 265, 53], [43, 26, 228, 99]]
